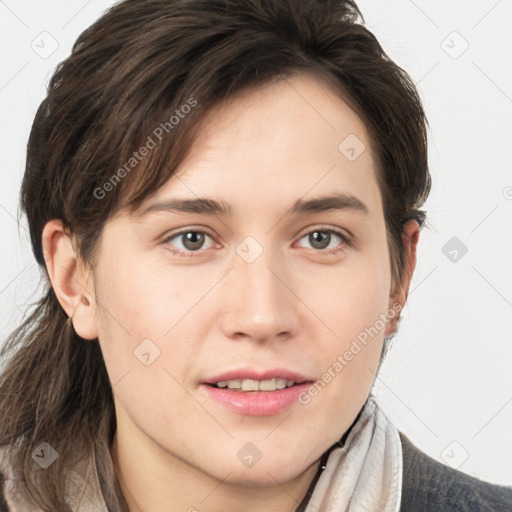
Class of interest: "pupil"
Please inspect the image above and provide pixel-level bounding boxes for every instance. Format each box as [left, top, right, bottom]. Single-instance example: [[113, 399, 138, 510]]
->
[[309, 231, 330, 249], [183, 232, 204, 250]]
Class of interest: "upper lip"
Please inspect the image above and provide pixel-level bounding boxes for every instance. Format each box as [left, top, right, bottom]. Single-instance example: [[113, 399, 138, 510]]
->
[[202, 368, 314, 385]]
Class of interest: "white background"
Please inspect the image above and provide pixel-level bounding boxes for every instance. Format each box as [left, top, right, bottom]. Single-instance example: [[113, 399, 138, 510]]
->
[[1, 0, 511, 485]]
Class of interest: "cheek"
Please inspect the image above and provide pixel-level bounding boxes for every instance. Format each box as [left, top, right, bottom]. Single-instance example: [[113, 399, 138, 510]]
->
[[92, 259, 164, 377], [96, 257, 187, 335], [304, 249, 391, 341], [93, 258, 212, 381], [298, 248, 391, 393], [295, 269, 389, 442]]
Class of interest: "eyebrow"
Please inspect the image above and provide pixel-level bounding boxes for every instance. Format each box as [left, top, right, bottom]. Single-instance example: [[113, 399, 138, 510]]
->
[[137, 192, 369, 218]]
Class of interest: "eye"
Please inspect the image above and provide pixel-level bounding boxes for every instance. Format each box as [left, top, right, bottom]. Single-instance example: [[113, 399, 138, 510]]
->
[[162, 226, 350, 257], [296, 228, 349, 254], [163, 229, 216, 256]]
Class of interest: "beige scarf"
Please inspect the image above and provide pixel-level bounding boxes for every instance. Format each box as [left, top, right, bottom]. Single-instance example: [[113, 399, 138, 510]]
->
[[302, 397, 403, 511]]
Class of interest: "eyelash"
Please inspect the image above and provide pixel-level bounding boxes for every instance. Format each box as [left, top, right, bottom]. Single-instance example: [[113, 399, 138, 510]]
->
[[163, 226, 351, 258]]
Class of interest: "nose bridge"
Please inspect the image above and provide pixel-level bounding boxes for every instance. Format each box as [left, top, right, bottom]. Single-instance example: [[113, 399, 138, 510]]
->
[[220, 236, 299, 341], [235, 237, 283, 309]]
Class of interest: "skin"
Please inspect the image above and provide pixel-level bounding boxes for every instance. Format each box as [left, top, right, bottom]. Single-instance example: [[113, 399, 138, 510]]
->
[[42, 73, 419, 512]]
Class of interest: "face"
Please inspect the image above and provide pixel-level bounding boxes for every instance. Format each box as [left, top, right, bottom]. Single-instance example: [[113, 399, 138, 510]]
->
[[83, 73, 400, 484]]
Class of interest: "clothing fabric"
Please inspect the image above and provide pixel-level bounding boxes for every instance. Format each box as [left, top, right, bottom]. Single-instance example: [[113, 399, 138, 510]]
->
[[1, 398, 511, 511], [303, 398, 402, 511], [0, 439, 107, 512], [399, 433, 512, 511]]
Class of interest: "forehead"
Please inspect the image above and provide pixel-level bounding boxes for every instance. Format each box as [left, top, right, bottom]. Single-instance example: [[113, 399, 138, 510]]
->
[[132, 73, 382, 223]]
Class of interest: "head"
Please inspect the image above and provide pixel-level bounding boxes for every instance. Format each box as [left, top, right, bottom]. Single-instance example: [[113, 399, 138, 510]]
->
[[2, 0, 429, 508]]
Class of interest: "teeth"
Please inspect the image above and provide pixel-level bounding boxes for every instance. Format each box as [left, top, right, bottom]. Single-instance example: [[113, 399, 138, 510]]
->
[[215, 378, 296, 391], [241, 379, 260, 391], [227, 380, 242, 389], [276, 379, 287, 389]]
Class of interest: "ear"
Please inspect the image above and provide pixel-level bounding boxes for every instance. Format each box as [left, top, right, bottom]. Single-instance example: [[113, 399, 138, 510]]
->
[[41, 219, 99, 340], [384, 219, 420, 337]]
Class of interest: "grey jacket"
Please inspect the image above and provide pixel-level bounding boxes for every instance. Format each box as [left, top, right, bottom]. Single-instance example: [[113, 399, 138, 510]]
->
[[399, 433, 512, 511], [1, 433, 511, 511]]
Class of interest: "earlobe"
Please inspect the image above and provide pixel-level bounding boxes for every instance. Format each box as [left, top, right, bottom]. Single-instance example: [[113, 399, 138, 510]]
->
[[41, 219, 99, 340], [385, 219, 421, 337]]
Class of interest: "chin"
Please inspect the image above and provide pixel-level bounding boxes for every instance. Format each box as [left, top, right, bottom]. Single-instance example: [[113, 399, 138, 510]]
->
[[209, 455, 315, 487]]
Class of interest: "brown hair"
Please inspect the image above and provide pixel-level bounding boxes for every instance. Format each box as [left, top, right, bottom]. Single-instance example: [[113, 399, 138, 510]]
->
[[0, 0, 430, 509]]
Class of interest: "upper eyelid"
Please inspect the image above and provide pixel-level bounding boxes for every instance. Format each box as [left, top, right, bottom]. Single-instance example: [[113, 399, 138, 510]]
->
[[163, 225, 217, 240], [297, 225, 349, 239]]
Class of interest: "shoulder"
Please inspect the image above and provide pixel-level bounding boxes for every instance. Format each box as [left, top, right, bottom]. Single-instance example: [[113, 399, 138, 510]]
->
[[0, 442, 61, 511], [0, 441, 108, 511], [0, 445, 9, 511], [399, 432, 512, 512], [0, 442, 43, 511]]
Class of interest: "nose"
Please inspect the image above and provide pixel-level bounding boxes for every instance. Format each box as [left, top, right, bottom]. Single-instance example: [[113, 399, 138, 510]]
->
[[219, 244, 301, 344]]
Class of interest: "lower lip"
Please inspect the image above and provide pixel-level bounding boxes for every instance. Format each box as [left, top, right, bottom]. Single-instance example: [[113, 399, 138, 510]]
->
[[200, 382, 312, 416]]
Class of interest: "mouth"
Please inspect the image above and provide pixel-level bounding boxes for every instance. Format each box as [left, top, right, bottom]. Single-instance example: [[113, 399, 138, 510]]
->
[[200, 369, 315, 416]]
